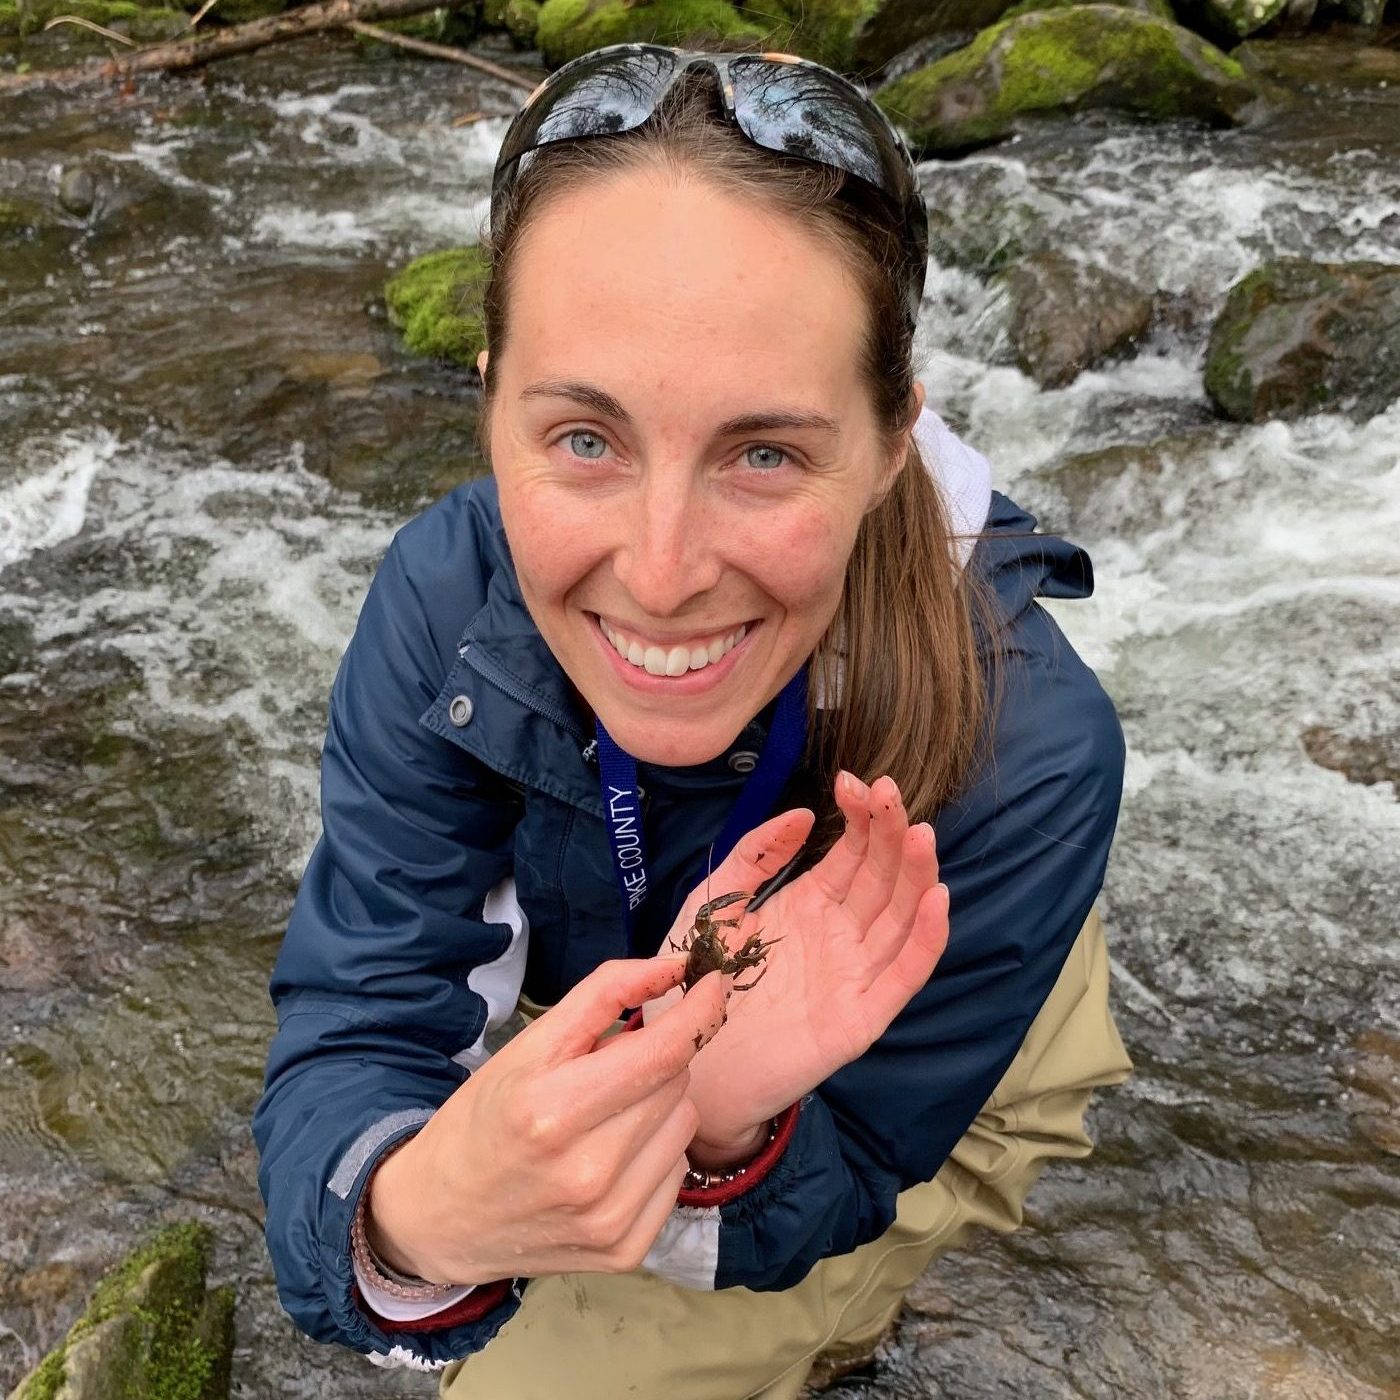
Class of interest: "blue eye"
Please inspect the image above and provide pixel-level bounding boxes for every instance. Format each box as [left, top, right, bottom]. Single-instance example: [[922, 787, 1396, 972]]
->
[[744, 444, 789, 471], [565, 429, 608, 460]]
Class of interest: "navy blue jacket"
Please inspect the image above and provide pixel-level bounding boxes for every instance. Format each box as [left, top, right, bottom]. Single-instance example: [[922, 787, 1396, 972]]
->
[[252, 475, 1125, 1370]]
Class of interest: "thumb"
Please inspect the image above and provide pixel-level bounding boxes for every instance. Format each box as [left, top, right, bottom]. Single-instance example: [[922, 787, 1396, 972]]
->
[[688, 808, 815, 919]]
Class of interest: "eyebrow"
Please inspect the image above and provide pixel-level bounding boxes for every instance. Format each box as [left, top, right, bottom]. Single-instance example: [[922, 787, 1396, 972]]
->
[[518, 378, 841, 439]]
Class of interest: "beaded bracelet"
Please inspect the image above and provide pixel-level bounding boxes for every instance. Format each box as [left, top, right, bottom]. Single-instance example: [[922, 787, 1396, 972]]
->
[[682, 1116, 781, 1191], [350, 1138, 464, 1302]]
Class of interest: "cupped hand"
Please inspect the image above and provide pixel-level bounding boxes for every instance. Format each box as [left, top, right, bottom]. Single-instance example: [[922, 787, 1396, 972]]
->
[[668, 772, 950, 1166], [364, 956, 730, 1286]]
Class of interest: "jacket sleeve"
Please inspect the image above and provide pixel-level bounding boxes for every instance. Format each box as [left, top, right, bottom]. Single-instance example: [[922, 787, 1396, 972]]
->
[[694, 597, 1127, 1293], [251, 527, 526, 1369]]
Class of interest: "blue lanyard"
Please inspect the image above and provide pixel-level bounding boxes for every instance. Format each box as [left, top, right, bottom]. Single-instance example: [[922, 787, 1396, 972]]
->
[[595, 665, 809, 955]]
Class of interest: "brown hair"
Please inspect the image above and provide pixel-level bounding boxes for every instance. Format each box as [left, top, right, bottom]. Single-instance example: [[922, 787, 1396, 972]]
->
[[477, 54, 999, 847]]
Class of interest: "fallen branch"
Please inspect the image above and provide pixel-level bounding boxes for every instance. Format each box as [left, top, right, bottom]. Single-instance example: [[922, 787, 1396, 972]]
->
[[348, 20, 535, 87], [0, 0, 541, 93]]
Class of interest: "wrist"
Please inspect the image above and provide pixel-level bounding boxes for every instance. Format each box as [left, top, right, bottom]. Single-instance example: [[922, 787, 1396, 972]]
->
[[363, 1135, 450, 1284], [686, 1119, 771, 1173]]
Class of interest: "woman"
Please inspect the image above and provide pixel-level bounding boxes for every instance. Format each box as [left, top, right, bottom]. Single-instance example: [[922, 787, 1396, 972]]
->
[[253, 43, 1133, 1398]]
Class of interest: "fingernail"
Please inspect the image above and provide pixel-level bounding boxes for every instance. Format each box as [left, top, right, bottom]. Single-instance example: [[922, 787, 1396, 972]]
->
[[841, 771, 869, 799]]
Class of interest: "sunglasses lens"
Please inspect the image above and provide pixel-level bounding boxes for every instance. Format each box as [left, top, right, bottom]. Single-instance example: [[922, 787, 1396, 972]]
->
[[728, 57, 911, 206], [495, 45, 677, 192]]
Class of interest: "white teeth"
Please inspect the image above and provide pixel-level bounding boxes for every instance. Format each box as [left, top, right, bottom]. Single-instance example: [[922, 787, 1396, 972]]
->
[[600, 617, 749, 676]]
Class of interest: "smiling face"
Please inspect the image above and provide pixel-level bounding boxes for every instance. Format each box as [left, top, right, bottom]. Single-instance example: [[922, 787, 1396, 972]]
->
[[480, 163, 923, 767]]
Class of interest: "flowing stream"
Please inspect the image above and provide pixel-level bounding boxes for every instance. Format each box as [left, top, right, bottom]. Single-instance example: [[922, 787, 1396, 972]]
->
[[1, 33, 1397, 1399]]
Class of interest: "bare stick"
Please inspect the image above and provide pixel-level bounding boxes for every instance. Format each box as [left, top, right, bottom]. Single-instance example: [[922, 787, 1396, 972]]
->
[[43, 13, 137, 43], [0, 0, 541, 93], [348, 20, 535, 88]]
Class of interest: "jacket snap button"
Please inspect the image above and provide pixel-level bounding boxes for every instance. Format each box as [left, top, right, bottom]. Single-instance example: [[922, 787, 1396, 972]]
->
[[448, 695, 474, 727], [728, 750, 759, 774]]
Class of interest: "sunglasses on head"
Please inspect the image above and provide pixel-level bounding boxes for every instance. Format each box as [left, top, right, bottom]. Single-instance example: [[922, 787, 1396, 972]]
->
[[490, 43, 930, 332]]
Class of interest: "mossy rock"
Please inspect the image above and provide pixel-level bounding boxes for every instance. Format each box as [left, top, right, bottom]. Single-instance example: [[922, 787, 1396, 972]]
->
[[874, 5, 1257, 155], [10, 1222, 234, 1400], [0, 0, 186, 36], [384, 246, 491, 367], [502, 0, 542, 43], [354, 2, 477, 46], [1001, 0, 1172, 20], [735, 0, 883, 69], [535, 0, 773, 69], [1204, 258, 1400, 423], [852, 0, 1022, 73]]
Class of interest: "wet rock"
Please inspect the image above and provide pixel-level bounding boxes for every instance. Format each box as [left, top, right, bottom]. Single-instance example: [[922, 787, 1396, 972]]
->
[[1235, 35, 1400, 89], [384, 245, 491, 368], [852, 0, 1020, 73], [1175, 0, 1291, 38], [874, 6, 1257, 156], [1301, 725, 1399, 795], [535, 0, 771, 68], [0, 198, 64, 242], [1032, 427, 1236, 534], [9, 1222, 234, 1400], [994, 251, 1153, 387], [55, 166, 98, 220], [1344, 1029, 1400, 1156], [1204, 259, 1400, 423]]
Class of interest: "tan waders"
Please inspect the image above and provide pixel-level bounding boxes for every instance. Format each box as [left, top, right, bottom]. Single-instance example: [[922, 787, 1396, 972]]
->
[[439, 909, 1132, 1400]]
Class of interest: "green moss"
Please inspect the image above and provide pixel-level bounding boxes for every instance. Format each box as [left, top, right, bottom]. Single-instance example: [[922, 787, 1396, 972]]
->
[[14, 1223, 231, 1400], [876, 6, 1253, 154], [502, 0, 541, 43], [1001, 0, 1172, 20], [536, 0, 771, 68], [384, 245, 492, 367], [737, 0, 882, 68], [356, 2, 477, 45], [0, 0, 188, 36]]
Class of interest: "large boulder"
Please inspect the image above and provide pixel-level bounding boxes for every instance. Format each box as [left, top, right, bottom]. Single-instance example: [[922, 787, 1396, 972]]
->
[[1235, 35, 1400, 89], [995, 251, 1153, 388], [9, 1222, 234, 1400], [852, 0, 1022, 73], [1203, 259, 1400, 422], [384, 246, 491, 368], [535, 0, 771, 68], [874, 6, 1257, 155]]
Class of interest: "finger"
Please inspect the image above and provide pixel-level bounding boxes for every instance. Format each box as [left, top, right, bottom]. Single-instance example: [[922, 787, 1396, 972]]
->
[[560, 1072, 695, 1211], [548, 970, 729, 1127], [684, 808, 815, 922], [586, 1089, 697, 1233], [808, 770, 872, 901], [861, 883, 950, 1029], [842, 775, 909, 926], [535, 955, 690, 1061], [608, 1133, 693, 1272], [860, 822, 940, 975]]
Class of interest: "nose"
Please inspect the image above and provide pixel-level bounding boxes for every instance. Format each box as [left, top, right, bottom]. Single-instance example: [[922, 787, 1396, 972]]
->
[[611, 472, 723, 618]]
